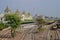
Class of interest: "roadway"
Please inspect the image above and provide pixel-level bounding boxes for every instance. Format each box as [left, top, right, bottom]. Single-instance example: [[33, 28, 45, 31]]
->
[[52, 30, 60, 40]]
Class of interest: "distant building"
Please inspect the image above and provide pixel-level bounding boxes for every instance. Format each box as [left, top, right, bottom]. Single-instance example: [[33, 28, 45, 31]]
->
[[33, 14, 45, 20], [0, 6, 11, 23], [21, 13, 32, 21], [0, 6, 33, 22], [0, 13, 4, 22], [4, 6, 11, 14]]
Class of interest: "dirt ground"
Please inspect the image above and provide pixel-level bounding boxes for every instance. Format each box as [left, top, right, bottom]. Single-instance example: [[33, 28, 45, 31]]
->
[[0, 31, 23, 40]]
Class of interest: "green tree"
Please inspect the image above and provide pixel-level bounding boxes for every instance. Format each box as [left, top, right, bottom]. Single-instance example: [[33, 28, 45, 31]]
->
[[50, 17, 53, 19], [35, 16, 45, 32], [45, 16, 49, 18], [0, 22, 4, 30], [35, 16, 45, 26], [36, 18, 45, 27], [0, 17, 4, 30], [4, 13, 21, 37]]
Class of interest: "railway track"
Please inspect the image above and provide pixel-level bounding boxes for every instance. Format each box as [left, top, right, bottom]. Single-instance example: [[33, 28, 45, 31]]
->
[[21, 28, 32, 40], [53, 30, 59, 40], [42, 29, 49, 40], [21, 26, 38, 40]]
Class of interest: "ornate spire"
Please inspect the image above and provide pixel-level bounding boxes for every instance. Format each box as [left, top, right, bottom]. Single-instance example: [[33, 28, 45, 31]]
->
[[15, 9, 20, 14], [22, 10, 25, 14], [4, 6, 11, 13], [15, 9, 20, 16], [27, 12, 30, 16]]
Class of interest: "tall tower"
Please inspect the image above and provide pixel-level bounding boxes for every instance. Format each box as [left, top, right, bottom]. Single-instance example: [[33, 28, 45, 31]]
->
[[15, 9, 20, 19], [27, 12, 30, 17], [15, 9, 20, 15], [4, 6, 11, 13]]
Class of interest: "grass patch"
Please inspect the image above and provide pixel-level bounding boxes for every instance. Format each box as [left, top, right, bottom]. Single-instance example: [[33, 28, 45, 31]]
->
[[23, 20, 34, 22], [21, 20, 34, 23], [48, 20, 54, 22]]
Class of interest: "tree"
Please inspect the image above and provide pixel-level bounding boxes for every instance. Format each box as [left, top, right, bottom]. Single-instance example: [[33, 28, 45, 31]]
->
[[45, 16, 49, 18], [36, 19, 45, 26], [4, 13, 21, 37], [36, 16, 45, 27], [35, 16, 45, 32], [50, 17, 53, 19], [0, 17, 4, 30], [0, 22, 4, 30]]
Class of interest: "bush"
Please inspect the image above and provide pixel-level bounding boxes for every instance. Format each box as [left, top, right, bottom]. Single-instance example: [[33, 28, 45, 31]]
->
[[0, 23, 4, 30]]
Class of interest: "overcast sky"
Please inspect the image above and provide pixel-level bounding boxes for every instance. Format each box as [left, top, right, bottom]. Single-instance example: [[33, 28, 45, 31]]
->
[[0, 0, 60, 17]]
